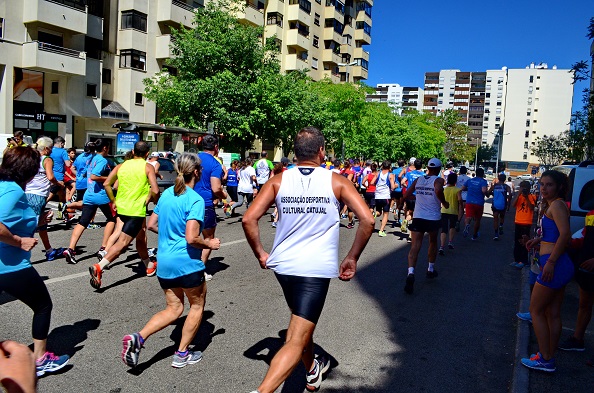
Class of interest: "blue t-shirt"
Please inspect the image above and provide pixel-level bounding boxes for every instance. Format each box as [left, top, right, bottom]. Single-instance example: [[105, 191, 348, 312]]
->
[[154, 186, 206, 279], [226, 169, 238, 187], [405, 170, 424, 196], [193, 152, 223, 207], [0, 181, 38, 274], [492, 183, 509, 210], [83, 155, 111, 205], [391, 169, 402, 192], [50, 147, 69, 181], [466, 177, 488, 205], [73, 152, 93, 190]]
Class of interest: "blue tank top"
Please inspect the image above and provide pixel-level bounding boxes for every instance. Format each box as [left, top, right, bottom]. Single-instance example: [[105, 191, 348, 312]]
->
[[227, 169, 238, 187], [541, 214, 560, 243]]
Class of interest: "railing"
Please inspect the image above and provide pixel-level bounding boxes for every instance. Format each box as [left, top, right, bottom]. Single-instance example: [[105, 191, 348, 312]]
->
[[246, 1, 264, 12], [45, 0, 86, 13], [36, 41, 86, 59], [172, 0, 196, 12]]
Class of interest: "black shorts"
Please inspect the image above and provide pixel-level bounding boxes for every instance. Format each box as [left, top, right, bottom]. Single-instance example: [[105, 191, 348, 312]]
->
[[364, 192, 376, 207], [158, 270, 205, 290], [79, 203, 116, 227], [441, 213, 458, 233], [275, 273, 331, 324], [492, 206, 507, 215], [374, 198, 390, 213], [405, 199, 416, 212], [227, 185, 238, 203], [409, 218, 440, 233], [49, 184, 62, 194], [76, 189, 86, 201], [391, 190, 403, 200], [119, 215, 145, 237]]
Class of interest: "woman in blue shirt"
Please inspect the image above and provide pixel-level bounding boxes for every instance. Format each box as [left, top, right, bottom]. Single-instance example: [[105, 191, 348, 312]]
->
[[223, 159, 239, 217], [121, 153, 221, 369], [0, 147, 69, 377]]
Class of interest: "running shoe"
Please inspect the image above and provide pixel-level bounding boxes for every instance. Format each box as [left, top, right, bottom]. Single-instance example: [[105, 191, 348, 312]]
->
[[455, 220, 461, 232], [204, 272, 213, 281], [96, 248, 107, 262], [35, 352, 69, 377], [63, 212, 75, 223], [346, 222, 354, 229], [438, 247, 444, 256], [426, 269, 438, 279], [404, 273, 415, 294], [510, 262, 525, 269], [45, 247, 65, 262], [271, 222, 277, 228], [340, 214, 347, 219], [499, 225, 504, 235], [87, 223, 102, 229], [471, 232, 480, 241], [558, 336, 585, 352], [406, 236, 411, 243], [400, 220, 408, 233], [122, 333, 143, 367], [378, 230, 387, 237], [463, 224, 470, 238], [56, 203, 63, 220], [171, 350, 203, 368], [305, 355, 330, 392], [521, 352, 555, 372], [89, 264, 103, 289], [63, 248, 77, 264], [516, 312, 532, 322], [448, 242, 454, 250], [225, 207, 232, 218], [146, 262, 158, 277], [493, 234, 499, 241], [148, 247, 158, 258]]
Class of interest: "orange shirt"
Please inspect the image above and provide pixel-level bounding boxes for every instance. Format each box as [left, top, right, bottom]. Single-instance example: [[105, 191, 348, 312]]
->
[[515, 194, 537, 225]]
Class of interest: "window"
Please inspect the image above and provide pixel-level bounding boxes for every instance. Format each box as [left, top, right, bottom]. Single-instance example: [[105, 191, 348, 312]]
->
[[579, 180, 594, 210], [533, 120, 537, 123], [486, 77, 492, 82], [438, 93, 443, 97], [355, 21, 371, 36], [120, 49, 146, 70], [121, 10, 147, 32], [356, 1, 372, 16], [536, 87, 540, 90], [312, 35, 319, 47], [526, 120, 530, 126], [162, 65, 178, 76], [289, 0, 311, 14], [325, 18, 344, 34], [0, 18, 4, 39], [527, 111, 531, 116], [537, 76, 541, 79], [524, 142, 529, 149], [135, 92, 143, 105], [529, 75, 534, 83], [102, 68, 112, 84], [267, 12, 283, 27], [51, 81, 59, 94], [86, 84, 98, 98], [85, 36, 102, 60], [495, 116, 500, 121], [486, 93, 490, 98], [525, 131, 529, 137], [311, 57, 318, 69], [523, 153, 528, 160], [314, 13, 320, 26], [496, 101, 501, 106], [498, 85, 503, 90], [354, 58, 368, 69]]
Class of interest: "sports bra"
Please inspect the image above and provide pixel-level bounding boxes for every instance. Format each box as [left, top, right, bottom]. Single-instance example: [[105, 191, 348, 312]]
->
[[541, 214, 559, 244]]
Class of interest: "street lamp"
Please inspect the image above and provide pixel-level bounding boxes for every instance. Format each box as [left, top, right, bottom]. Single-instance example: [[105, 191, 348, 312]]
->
[[337, 61, 357, 159]]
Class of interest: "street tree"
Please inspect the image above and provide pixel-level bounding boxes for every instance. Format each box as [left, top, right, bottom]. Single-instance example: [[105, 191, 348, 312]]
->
[[397, 111, 446, 162], [436, 109, 474, 162], [476, 144, 497, 165], [531, 134, 567, 168]]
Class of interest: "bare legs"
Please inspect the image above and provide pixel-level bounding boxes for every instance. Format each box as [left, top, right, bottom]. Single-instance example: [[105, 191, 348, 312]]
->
[[529, 283, 566, 360]]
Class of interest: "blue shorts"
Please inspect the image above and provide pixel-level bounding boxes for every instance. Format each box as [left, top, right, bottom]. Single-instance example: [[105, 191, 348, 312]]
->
[[203, 205, 217, 230], [25, 193, 48, 231], [536, 253, 574, 289]]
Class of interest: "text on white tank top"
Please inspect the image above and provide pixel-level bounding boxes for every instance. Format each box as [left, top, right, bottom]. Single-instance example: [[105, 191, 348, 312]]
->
[[413, 175, 441, 221], [374, 170, 391, 199], [25, 155, 51, 197], [266, 167, 341, 278]]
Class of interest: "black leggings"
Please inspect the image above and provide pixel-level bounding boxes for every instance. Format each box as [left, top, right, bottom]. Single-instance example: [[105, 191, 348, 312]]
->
[[514, 224, 532, 264], [0, 267, 53, 340]]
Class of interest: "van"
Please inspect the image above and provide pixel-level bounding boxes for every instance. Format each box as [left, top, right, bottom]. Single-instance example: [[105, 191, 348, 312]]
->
[[552, 161, 594, 233]]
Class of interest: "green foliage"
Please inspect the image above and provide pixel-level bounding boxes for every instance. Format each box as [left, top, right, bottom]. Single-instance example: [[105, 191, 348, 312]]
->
[[531, 135, 567, 168], [476, 144, 497, 165], [436, 109, 475, 162]]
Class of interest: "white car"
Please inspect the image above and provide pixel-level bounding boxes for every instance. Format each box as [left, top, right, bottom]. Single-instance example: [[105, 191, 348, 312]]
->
[[516, 174, 532, 180]]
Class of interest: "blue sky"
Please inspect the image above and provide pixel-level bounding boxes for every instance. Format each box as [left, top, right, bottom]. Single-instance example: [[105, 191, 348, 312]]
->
[[366, 0, 592, 111]]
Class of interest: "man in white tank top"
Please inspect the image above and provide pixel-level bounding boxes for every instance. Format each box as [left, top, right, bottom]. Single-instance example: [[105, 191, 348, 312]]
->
[[242, 127, 373, 393], [402, 158, 449, 294]]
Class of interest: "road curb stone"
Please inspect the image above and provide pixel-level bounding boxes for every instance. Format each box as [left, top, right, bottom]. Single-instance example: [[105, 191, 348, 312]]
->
[[510, 267, 530, 393]]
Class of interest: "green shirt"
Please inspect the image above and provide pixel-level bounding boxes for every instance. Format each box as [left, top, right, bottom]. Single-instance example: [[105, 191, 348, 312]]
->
[[116, 158, 149, 217]]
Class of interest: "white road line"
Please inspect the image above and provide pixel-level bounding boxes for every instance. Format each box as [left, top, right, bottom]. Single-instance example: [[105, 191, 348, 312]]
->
[[43, 239, 247, 285]]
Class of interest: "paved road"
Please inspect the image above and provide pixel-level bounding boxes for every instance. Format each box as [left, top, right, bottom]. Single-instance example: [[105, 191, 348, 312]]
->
[[2, 201, 528, 392]]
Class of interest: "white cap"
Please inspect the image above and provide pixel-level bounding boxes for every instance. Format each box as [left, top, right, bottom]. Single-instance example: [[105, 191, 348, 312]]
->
[[428, 158, 442, 168], [150, 152, 160, 158], [409, 157, 416, 165]]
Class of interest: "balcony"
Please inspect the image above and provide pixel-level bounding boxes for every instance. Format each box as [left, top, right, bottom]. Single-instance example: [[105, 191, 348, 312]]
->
[[287, 4, 311, 26], [350, 65, 368, 80], [155, 34, 173, 59], [118, 29, 147, 53], [325, 5, 345, 23], [324, 27, 342, 42], [353, 47, 369, 61], [23, 0, 87, 35], [157, 0, 197, 27], [322, 50, 341, 65], [236, 2, 264, 26], [87, 13, 103, 40], [354, 29, 371, 44], [22, 41, 86, 76], [356, 9, 372, 26], [286, 29, 309, 50], [322, 71, 341, 84], [284, 53, 309, 72]]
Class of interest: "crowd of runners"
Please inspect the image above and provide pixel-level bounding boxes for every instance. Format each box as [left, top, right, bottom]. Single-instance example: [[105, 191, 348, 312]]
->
[[0, 129, 593, 392]]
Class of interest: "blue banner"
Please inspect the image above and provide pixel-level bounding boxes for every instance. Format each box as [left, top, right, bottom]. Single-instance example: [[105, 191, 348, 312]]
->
[[116, 132, 140, 155]]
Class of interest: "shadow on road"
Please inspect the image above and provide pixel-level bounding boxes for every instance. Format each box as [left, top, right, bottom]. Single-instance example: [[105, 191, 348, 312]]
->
[[41, 318, 101, 364], [204, 256, 230, 278]]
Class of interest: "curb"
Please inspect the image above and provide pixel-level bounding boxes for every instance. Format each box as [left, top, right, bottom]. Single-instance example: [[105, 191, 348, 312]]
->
[[510, 267, 531, 393]]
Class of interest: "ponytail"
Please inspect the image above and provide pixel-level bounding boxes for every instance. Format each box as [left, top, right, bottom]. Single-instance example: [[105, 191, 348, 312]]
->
[[174, 153, 202, 196]]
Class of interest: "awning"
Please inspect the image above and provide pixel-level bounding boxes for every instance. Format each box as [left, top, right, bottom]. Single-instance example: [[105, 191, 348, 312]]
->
[[101, 101, 129, 120], [111, 122, 208, 135]]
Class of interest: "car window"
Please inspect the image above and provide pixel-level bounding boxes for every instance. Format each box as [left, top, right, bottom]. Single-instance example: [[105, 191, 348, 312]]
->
[[579, 180, 594, 211], [158, 159, 174, 171]]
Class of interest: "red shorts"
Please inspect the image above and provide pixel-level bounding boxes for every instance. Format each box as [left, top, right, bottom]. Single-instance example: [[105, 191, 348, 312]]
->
[[465, 203, 484, 219]]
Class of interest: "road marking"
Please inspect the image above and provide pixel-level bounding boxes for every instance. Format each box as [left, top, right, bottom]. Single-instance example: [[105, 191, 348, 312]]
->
[[43, 239, 247, 285]]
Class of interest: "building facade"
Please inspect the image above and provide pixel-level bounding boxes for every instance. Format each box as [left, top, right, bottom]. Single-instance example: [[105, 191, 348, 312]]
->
[[0, 0, 372, 156], [366, 83, 423, 114]]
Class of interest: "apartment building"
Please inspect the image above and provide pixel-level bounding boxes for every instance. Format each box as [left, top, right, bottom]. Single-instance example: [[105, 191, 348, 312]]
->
[[366, 83, 423, 114], [0, 0, 372, 155]]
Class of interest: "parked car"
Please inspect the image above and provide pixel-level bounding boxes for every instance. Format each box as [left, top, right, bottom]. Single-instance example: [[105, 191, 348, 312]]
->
[[552, 161, 594, 234], [516, 174, 533, 180], [107, 155, 176, 192]]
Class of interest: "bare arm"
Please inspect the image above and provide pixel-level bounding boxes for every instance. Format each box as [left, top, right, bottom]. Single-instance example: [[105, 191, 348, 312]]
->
[[0, 223, 37, 251], [186, 220, 221, 250], [210, 177, 227, 200], [147, 212, 158, 233], [103, 164, 121, 204], [457, 190, 463, 220], [43, 157, 60, 185], [434, 178, 449, 209], [145, 163, 160, 205]]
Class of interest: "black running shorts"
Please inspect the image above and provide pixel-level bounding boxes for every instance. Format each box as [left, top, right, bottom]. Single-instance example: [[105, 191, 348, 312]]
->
[[158, 270, 205, 290], [76, 189, 86, 202], [275, 273, 331, 324], [119, 215, 146, 238], [79, 203, 115, 227], [409, 218, 440, 233]]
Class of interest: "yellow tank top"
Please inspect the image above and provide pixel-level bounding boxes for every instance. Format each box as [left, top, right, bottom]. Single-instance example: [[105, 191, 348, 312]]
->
[[116, 159, 150, 217], [441, 186, 460, 215]]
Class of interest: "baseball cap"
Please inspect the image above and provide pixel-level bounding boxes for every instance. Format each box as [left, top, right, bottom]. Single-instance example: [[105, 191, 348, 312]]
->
[[150, 152, 160, 158], [428, 158, 442, 168], [281, 157, 289, 164], [409, 157, 416, 165]]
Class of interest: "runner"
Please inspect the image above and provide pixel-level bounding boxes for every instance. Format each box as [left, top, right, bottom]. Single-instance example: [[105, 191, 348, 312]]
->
[[0, 147, 70, 377], [223, 159, 239, 218], [362, 162, 378, 214], [231, 158, 256, 216], [25, 137, 65, 261], [390, 160, 404, 227], [62, 139, 116, 264], [61, 142, 95, 220], [147, 152, 163, 180], [521, 170, 573, 372], [242, 127, 373, 393], [48, 136, 71, 205], [340, 161, 356, 227], [401, 158, 448, 294], [455, 166, 471, 230], [121, 153, 220, 369], [371, 160, 396, 237], [462, 168, 488, 240], [64, 148, 77, 204], [88, 141, 159, 289], [400, 159, 425, 241], [442, 162, 454, 179], [254, 151, 274, 190], [488, 173, 512, 240], [193, 135, 227, 281], [438, 173, 462, 256]]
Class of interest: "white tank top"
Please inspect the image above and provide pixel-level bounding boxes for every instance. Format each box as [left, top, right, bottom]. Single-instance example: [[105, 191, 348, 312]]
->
[[413, 175, 441, 221], [25, 155, 51, 197], [374, 170, 391, 199], [266, 167, 341, 278]]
